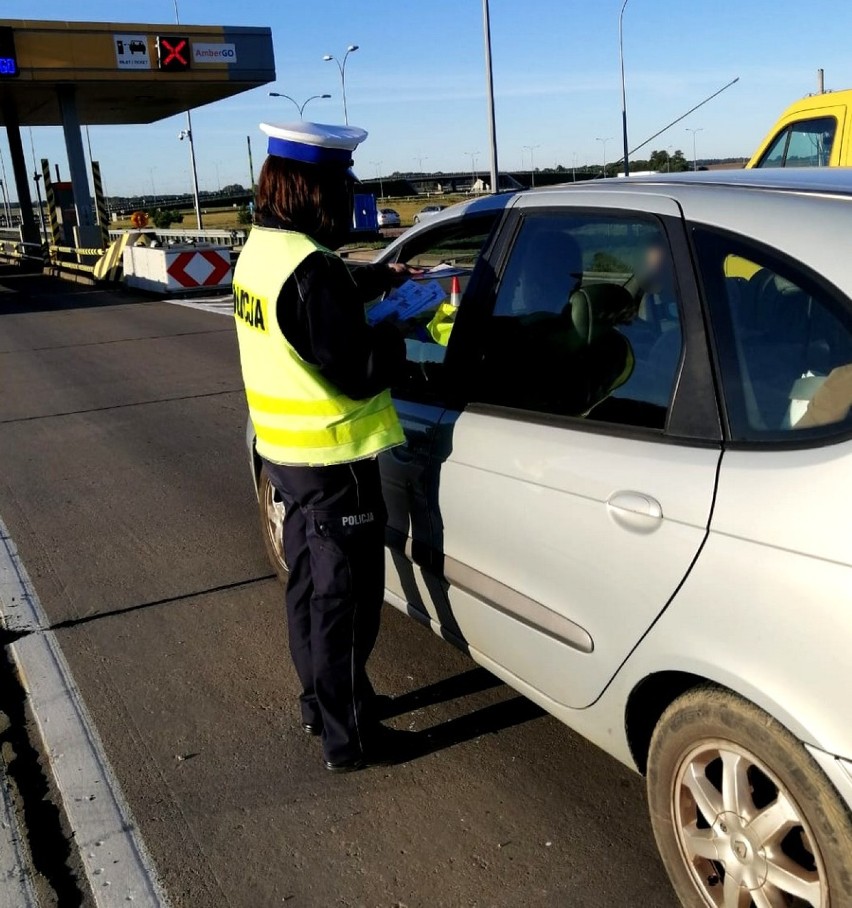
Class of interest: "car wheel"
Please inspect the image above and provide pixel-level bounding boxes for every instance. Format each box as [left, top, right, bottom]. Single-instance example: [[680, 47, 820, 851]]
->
[[647, 686, 852, 908], [413, 216, 420, 224], [257, 465, 288, 582]]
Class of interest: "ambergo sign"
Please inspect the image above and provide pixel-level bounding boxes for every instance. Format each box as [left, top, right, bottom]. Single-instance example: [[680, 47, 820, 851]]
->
[[192, 43, 237, 64]]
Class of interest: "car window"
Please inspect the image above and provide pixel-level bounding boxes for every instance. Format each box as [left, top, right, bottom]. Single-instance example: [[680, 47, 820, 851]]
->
[[756, 116, 835, 168], [470, 213, 683, 430], [367, 213, 499, 401], [694, 227, 852, 441]]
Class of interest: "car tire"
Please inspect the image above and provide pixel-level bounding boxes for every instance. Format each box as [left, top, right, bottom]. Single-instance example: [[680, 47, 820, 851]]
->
[[413, 216, 420, 224], [647, 686, 852, 907], [257, 465, 288, 582]]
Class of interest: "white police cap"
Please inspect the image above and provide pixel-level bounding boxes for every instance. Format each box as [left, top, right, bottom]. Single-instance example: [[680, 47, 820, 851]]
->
[[260, 122, 368, 167]]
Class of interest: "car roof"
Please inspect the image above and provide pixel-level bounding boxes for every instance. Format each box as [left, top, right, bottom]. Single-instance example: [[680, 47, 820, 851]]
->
[[413, 169, 852, 228], [378, 168, 852, 298], [537, 166, 852, 197]]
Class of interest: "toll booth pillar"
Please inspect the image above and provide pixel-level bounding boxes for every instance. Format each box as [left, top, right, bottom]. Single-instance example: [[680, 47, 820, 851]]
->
[[56, 84, 95, 233], [1, 103, 39, 249]]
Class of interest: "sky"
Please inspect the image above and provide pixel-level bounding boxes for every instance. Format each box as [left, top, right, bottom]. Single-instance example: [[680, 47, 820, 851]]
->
[[1, 0, 851, 199]]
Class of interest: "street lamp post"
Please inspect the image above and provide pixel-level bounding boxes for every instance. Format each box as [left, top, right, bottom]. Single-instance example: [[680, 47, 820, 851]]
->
[[481, 0, 500, 193], [596, 136, 613, 177], [686, 127, 704, 171], [464, 151, 480, 191], [619, 0, 630, 177], [268, 92, 332, 118], [522, 144, 540, 188], [0, 148, 12, 226], [178, 125, 203, 229], [27, 128, 47, 239], [173, 0, 202, 228], [323, 45, 359, 125], [32, 171, 47, 238], [370, 161, 384, 199], [0, 179, 11, 228]]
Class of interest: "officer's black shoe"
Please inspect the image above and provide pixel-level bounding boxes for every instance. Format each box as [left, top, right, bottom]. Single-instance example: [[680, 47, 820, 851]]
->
[[301, 721, 322, 737], [323, 727, 421, 773], [323, 757, 365, 774]]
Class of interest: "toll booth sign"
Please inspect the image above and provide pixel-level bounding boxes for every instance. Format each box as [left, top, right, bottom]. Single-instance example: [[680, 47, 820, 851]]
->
[[157, 36, 191, 72], [0, 27, 18, 78], [114, 35, 151, 70]]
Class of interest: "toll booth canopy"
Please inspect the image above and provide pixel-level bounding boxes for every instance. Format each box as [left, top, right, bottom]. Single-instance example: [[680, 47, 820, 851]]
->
[[0, 19, 275, 248]]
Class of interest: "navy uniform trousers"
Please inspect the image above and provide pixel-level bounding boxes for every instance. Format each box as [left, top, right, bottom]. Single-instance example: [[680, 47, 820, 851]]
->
[[262, 457, 386, 764]]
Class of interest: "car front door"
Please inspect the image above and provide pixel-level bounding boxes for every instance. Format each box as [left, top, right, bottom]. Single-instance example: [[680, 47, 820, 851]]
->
[[373, 207, 507, 632], [429, 191, 723, 708]]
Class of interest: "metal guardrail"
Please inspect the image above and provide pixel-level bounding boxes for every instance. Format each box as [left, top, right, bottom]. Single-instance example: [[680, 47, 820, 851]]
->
[[0, 227, 101, 277], [0, 230, 46, 265], [107, 227, 246, 247], [0, 226, 246, 281]]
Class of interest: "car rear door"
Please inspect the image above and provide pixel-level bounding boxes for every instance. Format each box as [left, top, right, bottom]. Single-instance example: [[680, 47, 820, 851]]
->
[[429, 190, 723, 708]]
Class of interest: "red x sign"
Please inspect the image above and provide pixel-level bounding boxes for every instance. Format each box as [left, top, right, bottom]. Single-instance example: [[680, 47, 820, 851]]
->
[[157, 35, 191, 71]]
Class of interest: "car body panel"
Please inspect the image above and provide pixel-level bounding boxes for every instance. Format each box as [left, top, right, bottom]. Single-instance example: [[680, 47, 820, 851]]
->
[[595, 528, 852, 760], [712, 444, 852, 566], [433, 411, 721, 707]]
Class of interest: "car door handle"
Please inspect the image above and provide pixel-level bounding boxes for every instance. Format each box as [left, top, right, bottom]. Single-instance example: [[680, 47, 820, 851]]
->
[[606, 491, 663, 527]]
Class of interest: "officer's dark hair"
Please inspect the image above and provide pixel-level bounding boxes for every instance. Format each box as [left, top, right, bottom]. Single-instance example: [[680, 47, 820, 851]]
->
[[255, 155, 353, 248]]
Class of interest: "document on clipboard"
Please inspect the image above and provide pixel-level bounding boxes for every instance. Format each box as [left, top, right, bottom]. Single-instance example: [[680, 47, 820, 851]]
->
[[366, 279, 448, 325], [423, 263, 469, 280]]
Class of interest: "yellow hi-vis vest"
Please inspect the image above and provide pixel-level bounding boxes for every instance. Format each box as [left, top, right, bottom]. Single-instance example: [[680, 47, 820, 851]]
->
[[232, 227, 404, 466]]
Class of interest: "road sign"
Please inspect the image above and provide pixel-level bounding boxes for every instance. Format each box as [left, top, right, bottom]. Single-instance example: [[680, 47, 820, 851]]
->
[[157, 36, 191, 72], [114, 34, 151, 70], [166, 249, 232, 289], [192, 43, 237, 65]]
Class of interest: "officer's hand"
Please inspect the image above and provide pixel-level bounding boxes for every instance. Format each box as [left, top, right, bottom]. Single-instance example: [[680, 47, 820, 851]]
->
[[387, 263, 425, 286]]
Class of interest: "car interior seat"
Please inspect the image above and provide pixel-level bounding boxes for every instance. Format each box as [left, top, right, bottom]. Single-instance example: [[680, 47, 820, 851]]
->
[[742, 269, 821, 428], [559, 283, 637, 412]]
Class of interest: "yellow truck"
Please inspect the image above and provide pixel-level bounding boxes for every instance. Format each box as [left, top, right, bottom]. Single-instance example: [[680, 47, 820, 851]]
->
[[747, 89, 852, 168]]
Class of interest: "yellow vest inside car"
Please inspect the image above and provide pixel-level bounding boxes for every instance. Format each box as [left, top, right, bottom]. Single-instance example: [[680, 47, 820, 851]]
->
[[233, 227, 404, 466]]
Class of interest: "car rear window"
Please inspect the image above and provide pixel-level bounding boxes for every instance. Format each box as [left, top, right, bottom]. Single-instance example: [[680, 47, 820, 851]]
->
[[694, 227, 852, 441]]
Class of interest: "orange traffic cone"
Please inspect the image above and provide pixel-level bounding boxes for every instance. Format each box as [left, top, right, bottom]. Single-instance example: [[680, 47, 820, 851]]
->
[[449, 275, 461, 308]]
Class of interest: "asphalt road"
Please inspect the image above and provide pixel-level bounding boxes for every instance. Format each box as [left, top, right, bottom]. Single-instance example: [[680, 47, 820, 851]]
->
[[0, 274, 680, 908]]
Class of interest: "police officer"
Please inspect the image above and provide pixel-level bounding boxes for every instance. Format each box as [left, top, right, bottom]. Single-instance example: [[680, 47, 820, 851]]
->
[[233, 121, 417, 772]]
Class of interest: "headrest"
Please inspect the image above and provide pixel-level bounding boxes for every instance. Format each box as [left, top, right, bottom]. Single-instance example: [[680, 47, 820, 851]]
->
[[568, 284, 637, 344]]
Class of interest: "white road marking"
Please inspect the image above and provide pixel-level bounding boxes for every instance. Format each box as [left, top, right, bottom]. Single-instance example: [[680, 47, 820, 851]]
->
[[165, 295, 233, 316], [0, 766, 38, 908], [0, 518, 170, 907]]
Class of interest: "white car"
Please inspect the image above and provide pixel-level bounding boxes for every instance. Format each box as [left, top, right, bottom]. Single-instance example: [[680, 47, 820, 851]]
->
[[413, 203, 446, 224], [250, 169, 852, 907], [377, 208, 401, 228]]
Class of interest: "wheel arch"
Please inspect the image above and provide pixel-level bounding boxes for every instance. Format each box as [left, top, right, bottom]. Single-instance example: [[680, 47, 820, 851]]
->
[[625, 670, 716, 775]]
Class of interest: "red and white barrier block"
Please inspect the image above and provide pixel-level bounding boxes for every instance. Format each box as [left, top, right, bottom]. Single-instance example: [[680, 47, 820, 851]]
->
[[123, 245, 232, 293]]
